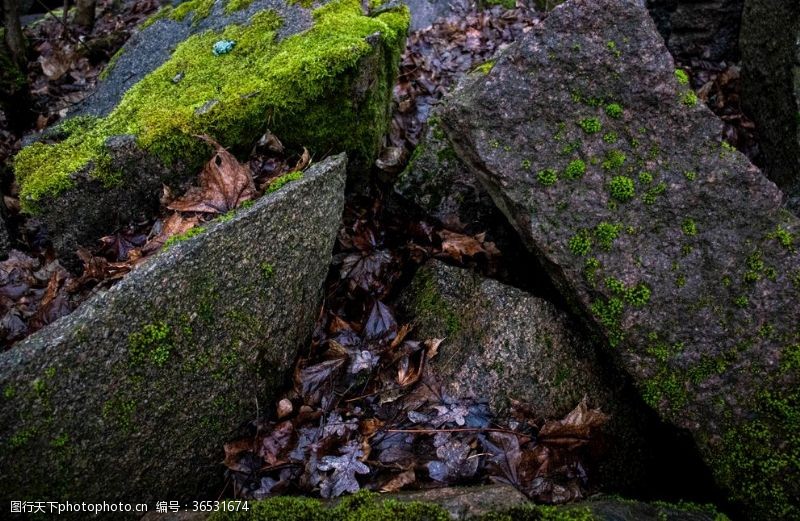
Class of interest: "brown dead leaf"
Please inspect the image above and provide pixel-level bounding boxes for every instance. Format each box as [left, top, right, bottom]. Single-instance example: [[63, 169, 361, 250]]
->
[[538, 398, 609, 449], [223, 438, 257, 473], [141, 213, 200, 254], [438, 230, 499, 262], [289, 147, 311, 173], [168, 135, 255, 214]]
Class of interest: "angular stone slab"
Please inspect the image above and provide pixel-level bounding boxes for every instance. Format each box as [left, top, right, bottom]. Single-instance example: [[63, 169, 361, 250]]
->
[[0, 154, 346, 506], [13, 0, 408, 256], [438, 0, 800, 517], [741, 0, 800, 213]]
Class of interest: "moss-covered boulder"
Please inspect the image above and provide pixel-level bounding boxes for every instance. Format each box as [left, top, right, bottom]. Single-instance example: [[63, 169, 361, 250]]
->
[[0, 154, 346, 508], [397, 260, 713, 497], [12, 0, 408, 255], [740, 0, 800, 214], [141, 486, 729, 520], [435, 0, 800, 517]]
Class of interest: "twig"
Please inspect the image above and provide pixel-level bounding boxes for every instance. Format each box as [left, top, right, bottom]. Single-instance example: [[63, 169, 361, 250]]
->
[[386, 427, 532, 440]]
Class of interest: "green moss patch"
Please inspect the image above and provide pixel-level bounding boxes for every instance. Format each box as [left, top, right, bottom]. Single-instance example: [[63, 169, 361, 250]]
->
[[14, 0, 409, 212]]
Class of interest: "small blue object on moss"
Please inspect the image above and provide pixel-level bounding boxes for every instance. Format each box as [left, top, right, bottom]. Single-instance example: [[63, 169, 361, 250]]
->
[[212, 40, 236, 56]]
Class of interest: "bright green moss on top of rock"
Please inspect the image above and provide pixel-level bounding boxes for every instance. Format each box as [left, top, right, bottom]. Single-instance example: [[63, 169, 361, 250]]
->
[[14, 0, 410, 212]]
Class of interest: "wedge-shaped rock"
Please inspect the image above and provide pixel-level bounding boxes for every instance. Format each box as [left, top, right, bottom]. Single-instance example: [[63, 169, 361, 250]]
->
[[439, 0, 800, 517], [399, 260, 712, 496], [0, 154, 346, 505], [13, 0, 408, 254]]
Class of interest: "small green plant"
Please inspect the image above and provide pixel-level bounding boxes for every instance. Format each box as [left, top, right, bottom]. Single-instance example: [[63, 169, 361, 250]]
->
[[681, 218, 698, 236], [603, 132, 618, 144], [602, 150, 626, 170], [643, 181, 667, 205], [578, 117, 601, 134], [682, 90, 698, 106], [537, 168, 558, 186], [605, 103, 623, 119], [595, 222, 621, 250], [521, 159, 532, 170], [674, 69, 689, 85], [638, 171, 653, 184], [734, 295, 749, 308], [684, 170, 697, 181], [768, 226, 794, 251], [609, 175, 635, 202], [568, 229, 592, 256], [565, 159, 586, 179]]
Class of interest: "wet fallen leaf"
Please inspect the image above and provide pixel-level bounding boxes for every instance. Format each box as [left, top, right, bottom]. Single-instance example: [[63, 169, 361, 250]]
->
[[317, 441, 370, 498], [168, 135, 256, 214]]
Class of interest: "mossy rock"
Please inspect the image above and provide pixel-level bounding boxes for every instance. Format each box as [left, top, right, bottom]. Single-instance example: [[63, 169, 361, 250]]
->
[[12, 0, 409, 256], [438, 0, 800, 517], [396, 261, 714, 498], [0, 155, 346, 511]]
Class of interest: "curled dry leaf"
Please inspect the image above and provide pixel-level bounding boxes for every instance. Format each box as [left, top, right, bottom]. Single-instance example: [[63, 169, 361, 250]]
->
[[289, 147, 311, 173], [168, 135, 256, 214]]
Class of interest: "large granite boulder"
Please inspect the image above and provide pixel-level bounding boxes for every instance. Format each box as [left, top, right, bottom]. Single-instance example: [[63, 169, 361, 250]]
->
[[645, 0, 744, 61], [0, 154, 346, 507], [398, 260, 713, 497], [12, 0, 408, 256], [740, 0, 800, 214], [437, 0, 800, 518]]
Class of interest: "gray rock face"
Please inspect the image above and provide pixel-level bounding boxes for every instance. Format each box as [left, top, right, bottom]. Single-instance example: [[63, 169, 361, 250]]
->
[[0, 154, 346, 507], [398, 260, 695, 496], [394, 112, 499, 234], [438, 0, 800, 517], [645, 0, 744, 61], [740, 0, 800, 214]]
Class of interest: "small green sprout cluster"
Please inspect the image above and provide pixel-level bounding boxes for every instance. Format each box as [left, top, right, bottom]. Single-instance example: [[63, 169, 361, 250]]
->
[[605, 103, 623, 118], [681, 218, 698, 236], [578, 117, 602, 134], [609, 175, 635, 202], [565, 159, 586, 179], [595, 221, 621, 250], [537, 168, 558, 186]]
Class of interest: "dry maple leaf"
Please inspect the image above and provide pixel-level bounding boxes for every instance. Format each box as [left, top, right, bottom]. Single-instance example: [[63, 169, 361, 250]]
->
[[168, 135, 256, 214]]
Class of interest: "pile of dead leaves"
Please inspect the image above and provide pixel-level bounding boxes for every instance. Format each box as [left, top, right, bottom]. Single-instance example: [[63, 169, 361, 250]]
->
[[221, 181, 606, 503], [0, 133, 308, 348]]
